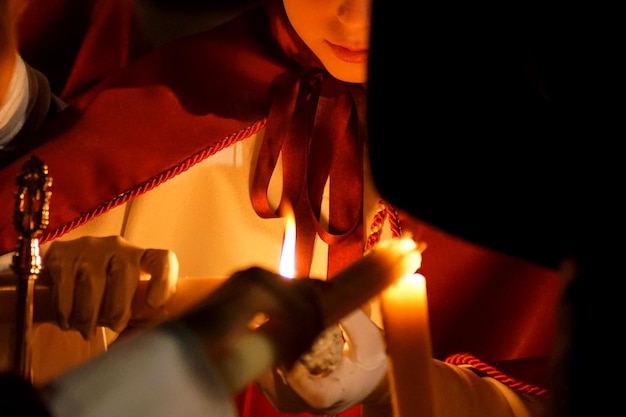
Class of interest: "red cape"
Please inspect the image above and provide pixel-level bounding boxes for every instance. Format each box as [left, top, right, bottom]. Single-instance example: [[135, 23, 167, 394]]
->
[[1, 7, 283, 253]]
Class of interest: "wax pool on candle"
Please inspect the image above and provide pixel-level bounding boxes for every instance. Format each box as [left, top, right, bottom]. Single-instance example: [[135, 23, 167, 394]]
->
[[380, 273, 435, 417]]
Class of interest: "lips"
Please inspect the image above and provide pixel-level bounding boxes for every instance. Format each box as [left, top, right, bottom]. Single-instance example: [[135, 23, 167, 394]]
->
[[326, 41, 369, 64]]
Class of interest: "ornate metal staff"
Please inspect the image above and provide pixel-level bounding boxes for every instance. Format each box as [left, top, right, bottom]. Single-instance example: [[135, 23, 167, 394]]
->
[[11, 155, 52, 381]]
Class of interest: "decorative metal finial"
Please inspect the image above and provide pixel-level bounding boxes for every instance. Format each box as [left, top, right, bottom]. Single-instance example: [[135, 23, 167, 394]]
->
[[11, 155, 52, 381]]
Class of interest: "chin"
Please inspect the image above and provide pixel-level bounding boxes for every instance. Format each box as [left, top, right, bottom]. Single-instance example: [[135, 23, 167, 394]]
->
[[328, 66, 368, 84]]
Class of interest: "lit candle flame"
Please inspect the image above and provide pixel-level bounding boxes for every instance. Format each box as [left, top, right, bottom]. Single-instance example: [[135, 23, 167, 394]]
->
[[249, 203, 296, 330], [279, 203, 296, 279]]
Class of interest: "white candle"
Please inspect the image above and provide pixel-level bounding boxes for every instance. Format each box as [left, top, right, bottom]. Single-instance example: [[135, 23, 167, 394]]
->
[[380, 273, 435, 417]]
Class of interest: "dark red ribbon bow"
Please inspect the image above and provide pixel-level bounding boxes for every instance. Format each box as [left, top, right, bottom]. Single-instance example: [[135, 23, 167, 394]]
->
[[251, 68, 367, 277]]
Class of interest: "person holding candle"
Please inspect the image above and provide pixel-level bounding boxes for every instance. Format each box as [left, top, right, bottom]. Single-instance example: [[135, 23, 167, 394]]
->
[[0, 1, 562, 417]]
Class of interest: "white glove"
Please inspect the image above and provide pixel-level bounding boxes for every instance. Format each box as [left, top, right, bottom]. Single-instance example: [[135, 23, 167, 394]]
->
[[257, 308, 388, 415], [42, 235, 179, 339]]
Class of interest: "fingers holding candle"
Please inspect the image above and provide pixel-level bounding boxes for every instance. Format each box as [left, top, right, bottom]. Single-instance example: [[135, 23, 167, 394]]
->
[[250, 237, 421, 413], [178, 237, 422, 396], [318, 237, 422, 327]]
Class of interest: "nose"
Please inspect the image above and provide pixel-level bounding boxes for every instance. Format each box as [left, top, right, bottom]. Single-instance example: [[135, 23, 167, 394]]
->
[[337, 0, 371, 28]]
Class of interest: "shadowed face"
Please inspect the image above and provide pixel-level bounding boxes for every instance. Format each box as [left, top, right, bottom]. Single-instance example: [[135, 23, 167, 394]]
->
[[282, 0, 371, 83]]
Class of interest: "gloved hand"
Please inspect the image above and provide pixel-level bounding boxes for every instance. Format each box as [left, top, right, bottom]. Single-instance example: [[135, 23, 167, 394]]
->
[[256, 307, 388, 415], [41, 235, 179, 339]]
